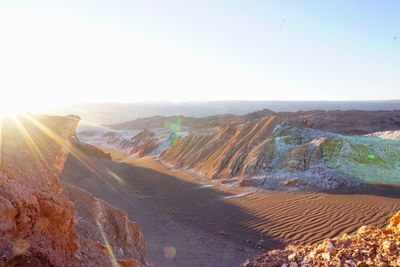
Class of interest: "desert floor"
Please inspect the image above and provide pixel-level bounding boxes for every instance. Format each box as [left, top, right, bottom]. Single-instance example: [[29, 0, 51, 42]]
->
[[61, 153, 400, 267]]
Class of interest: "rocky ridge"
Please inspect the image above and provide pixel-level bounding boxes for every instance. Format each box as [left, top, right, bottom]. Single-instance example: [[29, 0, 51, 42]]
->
[[243, 210, 400, 267], [0, 114, 149, 266], [80, 109, 400, 191], [161, 117, 400, 191], [107, 109, 400, 135]]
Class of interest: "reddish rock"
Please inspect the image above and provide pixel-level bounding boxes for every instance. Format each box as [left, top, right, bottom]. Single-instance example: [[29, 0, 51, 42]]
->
[[0, 114, 149, 266], [161, 116, 280, 180], [129, 130, 160, 157], [243, 211, 400, 267]]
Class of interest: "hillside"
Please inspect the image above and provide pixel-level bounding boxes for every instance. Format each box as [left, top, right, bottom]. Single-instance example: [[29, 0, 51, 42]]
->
[[80, 109, 400, 192], [161, 118, 400, 191], [106, 109, 400, 135], [0, 114, 149, 266]]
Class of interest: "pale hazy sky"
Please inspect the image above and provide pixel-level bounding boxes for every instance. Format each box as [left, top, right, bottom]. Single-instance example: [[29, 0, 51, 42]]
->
[[0, 1, 399, 112]]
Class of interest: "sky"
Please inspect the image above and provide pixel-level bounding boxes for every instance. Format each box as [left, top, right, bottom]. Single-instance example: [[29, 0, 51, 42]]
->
[[0, 0, 399, 113]]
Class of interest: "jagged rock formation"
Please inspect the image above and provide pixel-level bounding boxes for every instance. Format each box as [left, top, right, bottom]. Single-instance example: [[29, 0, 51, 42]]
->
[[62, 183, 148, 267], [79, 128, 175, 158], [0, 114, 149, 266], [81, 109, 400, 191], [161, 117, 400, 191], [243, 210, 400, 267], [128, 130, 162, 157], [161, 116, 281, 180]]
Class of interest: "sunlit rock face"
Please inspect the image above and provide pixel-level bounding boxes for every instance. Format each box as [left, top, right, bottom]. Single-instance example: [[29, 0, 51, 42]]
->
[[77, 109, 400, 192], [243, 210, 400, 267], [0, 114, 149, 267], [161, 115, 400, 191], [1, 115, 80, 194], [63, 183, 148, 267], [78, 128, 174, 158], [161, 116, 281, 179], [128, 130, 162, 157]]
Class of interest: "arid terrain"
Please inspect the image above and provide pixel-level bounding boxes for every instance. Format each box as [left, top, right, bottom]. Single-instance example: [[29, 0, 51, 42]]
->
[[3, 0, 400, 265], [2, 109, 400, 266], [62, 149, 400, 266], [65, 108, 400, 266], [0, 115, 149, 266]]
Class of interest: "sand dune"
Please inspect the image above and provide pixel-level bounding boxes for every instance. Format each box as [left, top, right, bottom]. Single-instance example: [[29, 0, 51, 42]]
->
[[232, 190, 400, 246], [62, 153, 400, 266]]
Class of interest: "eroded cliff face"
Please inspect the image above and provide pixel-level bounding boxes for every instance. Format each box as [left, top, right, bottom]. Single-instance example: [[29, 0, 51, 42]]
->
[[243, 210, 400, 267], [161, 116, 400, 191], [77, 110, 400, 192], [0, 114, 148, 267], [63, 183, 148, 267], [161, 116, 280, 180], [128, 130, 162, 157]]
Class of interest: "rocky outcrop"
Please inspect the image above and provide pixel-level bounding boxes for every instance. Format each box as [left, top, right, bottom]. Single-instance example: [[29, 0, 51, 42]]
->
[[0, 114, 149, 266], [161, 116, 280, 179], [0, 173, 79, 266], [243, 210, 400, 267], [1, 115, 79, 194], [62, 183, 148, 267], [79, 128, 174, 159], [83, 109, 400, 191], [161, 117, 400, 191], [128, 130, 161, 157]]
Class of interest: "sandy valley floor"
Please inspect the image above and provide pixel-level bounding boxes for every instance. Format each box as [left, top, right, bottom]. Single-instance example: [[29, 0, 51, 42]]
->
[[61, 153, 400, 267]]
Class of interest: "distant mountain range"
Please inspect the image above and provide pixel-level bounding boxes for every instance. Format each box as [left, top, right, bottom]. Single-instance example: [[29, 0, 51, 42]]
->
[[49, 100, 400, 125]]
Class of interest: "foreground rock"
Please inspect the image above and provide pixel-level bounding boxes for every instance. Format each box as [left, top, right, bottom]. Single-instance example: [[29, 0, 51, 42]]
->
[[0, 114, 149, 266], [243, 211, 400, 267]]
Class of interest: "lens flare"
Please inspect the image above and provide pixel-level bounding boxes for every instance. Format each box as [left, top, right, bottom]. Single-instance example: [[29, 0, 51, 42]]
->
[[166, 117, 182, 145], [96, 219, 120, 267], [106, 169, 125, 185], [164, 246, 177, 259]]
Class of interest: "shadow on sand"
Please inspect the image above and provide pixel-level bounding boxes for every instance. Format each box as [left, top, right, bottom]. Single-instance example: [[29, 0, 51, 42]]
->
[[61, 155, 284, 267]]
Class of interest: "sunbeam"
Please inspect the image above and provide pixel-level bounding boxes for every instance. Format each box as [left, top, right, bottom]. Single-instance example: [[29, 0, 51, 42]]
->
[[11, 115, 46, 166], [96, 219, 120, 267]]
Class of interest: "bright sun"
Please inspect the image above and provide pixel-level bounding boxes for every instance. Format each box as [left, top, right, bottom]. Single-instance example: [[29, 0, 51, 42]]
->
[[0, 97, 48, 117]]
